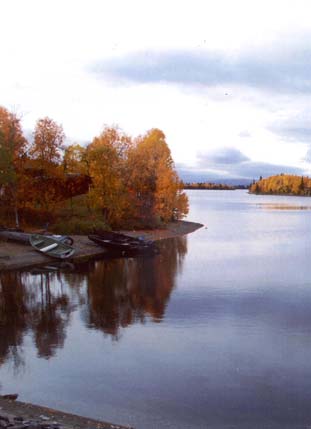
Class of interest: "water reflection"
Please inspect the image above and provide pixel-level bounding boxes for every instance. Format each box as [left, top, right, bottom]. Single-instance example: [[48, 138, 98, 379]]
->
[[83, 237, 187, 339], [0, 237, 187, 366], [31, 273, 71, 359], [3, 191, 311, 428], [256, 203, 311, 210], [0, 271, 27, 370], [0, 269, 72, 366]]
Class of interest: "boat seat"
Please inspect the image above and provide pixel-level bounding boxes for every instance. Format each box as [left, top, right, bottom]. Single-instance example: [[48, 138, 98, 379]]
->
[[40, 243, 58, 252]]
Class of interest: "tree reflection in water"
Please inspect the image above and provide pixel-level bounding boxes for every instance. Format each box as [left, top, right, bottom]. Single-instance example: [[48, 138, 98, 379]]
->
[[0, 236, 187, 367], [78, 237, 187, 339], [0, 271, 28, 371], [31, 272, 71, 359], [0, 270, 72, 368]]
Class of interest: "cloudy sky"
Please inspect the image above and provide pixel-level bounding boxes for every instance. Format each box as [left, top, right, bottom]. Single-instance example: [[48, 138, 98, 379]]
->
[[1, 0, 311, 182]]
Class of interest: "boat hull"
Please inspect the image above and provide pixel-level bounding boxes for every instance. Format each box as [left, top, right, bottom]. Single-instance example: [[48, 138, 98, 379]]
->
[[29, 234, 75, 259], [88, 231, 159, 256]]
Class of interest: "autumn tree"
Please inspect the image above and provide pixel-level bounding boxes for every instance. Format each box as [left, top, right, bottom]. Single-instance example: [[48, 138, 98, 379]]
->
[[87, 126, 132, 226], [27, 117, 65, 211], [250, 174, 311, 196], [30, 117, 64, 169], [63, 144, 88, 175], [62, 144, 92, 212], [0, 106, 27, 226], [127, 129, 188, 224]]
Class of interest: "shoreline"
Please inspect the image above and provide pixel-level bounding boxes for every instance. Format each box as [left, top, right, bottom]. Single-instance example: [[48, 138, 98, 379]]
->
[[0, 220, 203, 427], [249, 191, 311, 197], [0, 397, 132, 429], [0, 220, 203, 271]]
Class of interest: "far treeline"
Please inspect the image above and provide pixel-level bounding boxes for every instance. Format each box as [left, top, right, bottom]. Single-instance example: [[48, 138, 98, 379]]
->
[[0, 106, 188, 232], [184, 182, 249, 190], [250, 174, 311, 196]]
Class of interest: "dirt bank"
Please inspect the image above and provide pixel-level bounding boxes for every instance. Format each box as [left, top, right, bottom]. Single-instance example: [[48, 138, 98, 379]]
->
[[0, 396, 132, 429], [0, 220, 203, 271], [122, 220, 203, 241]]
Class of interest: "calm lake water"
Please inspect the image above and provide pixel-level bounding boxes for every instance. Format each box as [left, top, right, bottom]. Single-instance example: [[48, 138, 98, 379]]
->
[[1, 190, 311, 428]]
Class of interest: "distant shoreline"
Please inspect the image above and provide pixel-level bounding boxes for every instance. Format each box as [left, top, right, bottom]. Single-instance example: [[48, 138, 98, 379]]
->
[[0, 220, 203, 272], [249, 191, 311, 197], [184, 187, 235, 190], [184, 186, 249, 190]]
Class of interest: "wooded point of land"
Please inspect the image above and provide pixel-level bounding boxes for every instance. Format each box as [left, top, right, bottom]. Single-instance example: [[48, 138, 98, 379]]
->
[[250, 174, 311, 196], [0, 106, 188, 232]]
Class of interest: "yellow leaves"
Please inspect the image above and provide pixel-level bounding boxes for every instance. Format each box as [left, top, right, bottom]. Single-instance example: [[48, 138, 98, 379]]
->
[[63, 144, 87, 175], [86, 126, 189, 227], [86, 127, 131, 226], [0, 106, 188, 229], [127, 129, 188, 224], [0, 106, 27, 166], [250, 174, 311, 196], [31, 117, 64, 166]]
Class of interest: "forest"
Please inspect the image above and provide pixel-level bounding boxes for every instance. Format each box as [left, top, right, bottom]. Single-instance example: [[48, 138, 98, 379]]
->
[[250, 174, 311, 196], [184, 182, 235, 190], [0, 106, 188, 232]]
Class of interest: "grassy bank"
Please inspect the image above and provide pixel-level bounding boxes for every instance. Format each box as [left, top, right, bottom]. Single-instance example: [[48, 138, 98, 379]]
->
[[1, 194, 188, 235]]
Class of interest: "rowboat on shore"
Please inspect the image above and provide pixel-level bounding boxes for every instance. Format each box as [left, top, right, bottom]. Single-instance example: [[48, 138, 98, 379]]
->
[[88, 230, 159, 255], [29, 234, 75, 259]]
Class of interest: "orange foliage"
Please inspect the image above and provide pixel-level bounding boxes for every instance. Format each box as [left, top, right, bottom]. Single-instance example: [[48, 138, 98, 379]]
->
[[87, 127, 188, 227], [0, 106, 28, 225], [0, 104, 188, 229], [86, 127, 132, 226], [127, 129, 188, 226], [63, 144, 88, 175], [250, 174, 311, 196]]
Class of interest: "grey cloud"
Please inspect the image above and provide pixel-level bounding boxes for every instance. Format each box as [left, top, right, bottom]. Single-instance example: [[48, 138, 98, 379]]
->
[[91, 43, 311, 93], [230, 161, 303, 179], [177, 161, 303, 183], [270, 114, 311, 143], [280, 127, 311, 142], [177, 148, 304, 182], [198, 147, 250, 165], [176, 166, 225, 183]]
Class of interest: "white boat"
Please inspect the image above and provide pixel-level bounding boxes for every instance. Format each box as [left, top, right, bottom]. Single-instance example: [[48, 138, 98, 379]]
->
[[29, 234, 75, 259]]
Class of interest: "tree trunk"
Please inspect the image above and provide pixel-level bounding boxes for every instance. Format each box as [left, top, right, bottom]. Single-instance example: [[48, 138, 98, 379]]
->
[[14, 205, 19, 228], [14, 206, 19, 228]]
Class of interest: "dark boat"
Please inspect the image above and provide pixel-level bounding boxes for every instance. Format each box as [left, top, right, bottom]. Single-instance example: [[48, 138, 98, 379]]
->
[[88, 230, 159, 255]]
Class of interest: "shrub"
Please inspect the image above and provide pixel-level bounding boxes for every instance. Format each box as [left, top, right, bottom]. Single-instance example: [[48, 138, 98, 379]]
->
[[52, 217, 110, 235]]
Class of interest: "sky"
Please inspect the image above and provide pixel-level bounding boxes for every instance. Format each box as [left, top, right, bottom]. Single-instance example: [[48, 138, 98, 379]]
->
[[1, 0, 311, 183]]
